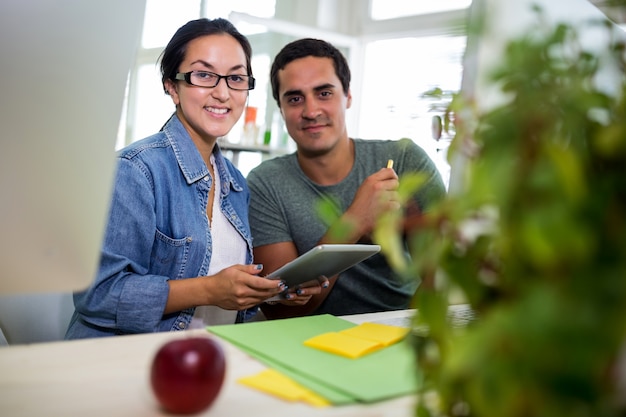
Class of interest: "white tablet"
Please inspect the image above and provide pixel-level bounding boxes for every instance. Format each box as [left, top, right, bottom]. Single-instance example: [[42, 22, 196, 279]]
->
[[264, 244, 381, 301]]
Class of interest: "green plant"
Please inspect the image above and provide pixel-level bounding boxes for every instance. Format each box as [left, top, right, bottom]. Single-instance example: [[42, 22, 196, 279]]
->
[[374, 6, 626, 417]]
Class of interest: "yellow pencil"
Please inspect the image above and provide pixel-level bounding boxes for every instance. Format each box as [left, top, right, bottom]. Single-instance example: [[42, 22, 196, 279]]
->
[[386, 159, 394, 169]]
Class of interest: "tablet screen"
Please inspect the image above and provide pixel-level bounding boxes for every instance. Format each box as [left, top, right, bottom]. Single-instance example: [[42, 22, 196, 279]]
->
[[265, 244, 381, 300]]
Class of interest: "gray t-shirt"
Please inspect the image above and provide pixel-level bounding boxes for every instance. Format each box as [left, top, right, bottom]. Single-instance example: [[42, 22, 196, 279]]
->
[[247, 138, 446, 315]]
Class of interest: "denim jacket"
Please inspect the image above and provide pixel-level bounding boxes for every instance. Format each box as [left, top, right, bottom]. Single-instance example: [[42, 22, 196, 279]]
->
[[65, 115, 254, 339]]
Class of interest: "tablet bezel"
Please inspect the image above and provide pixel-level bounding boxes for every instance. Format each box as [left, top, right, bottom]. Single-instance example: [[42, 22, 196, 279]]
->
[[264, 244, 381, 301]]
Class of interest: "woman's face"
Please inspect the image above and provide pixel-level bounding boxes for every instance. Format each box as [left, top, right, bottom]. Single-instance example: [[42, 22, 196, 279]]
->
[[165, 34, 249, 148]]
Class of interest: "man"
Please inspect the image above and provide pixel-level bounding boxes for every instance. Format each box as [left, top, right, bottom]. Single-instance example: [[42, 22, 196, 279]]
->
[[247, 38, 446, 319]]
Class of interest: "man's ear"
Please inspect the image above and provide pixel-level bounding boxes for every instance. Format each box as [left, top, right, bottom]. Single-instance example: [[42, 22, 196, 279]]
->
[[164, 79, 180, 105], [346, 89, 353, 109]]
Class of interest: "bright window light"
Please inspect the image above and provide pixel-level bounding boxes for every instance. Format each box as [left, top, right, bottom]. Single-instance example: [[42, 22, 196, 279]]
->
[[130, 63, 174, 143], [370, 0, 471, 20], [141, 0, 275, 49], [205, 0, 275, 19], [141, 0, 201, 49], [357, 35, 467, 188]]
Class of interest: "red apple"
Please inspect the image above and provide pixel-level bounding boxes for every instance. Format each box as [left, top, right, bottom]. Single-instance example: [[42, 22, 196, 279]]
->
[[150, 336, 226, 414]]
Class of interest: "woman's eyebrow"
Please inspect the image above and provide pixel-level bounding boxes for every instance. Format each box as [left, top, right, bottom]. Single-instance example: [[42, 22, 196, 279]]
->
[[188, 60, 247, 73]]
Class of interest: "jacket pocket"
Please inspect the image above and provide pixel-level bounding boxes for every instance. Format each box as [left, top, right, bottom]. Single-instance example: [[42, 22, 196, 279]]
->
[[151, 229, 191, 278]]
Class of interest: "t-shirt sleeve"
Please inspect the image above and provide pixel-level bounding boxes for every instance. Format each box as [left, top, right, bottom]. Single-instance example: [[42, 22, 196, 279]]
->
[[247, 161, 294, 248], [395, 138, 447, 212]]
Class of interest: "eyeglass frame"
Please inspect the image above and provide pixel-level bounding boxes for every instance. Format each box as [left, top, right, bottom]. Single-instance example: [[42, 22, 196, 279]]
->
[[174, 70, 255, 91]]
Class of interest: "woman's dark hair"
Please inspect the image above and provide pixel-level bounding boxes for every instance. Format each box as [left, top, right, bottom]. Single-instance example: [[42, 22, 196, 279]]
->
[[270, 38, 351, 106], [159, 18, 253, 94]]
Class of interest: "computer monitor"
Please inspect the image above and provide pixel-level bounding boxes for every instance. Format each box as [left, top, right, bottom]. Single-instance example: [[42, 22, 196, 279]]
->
[[0, 0, 146, 294], [448, 0, 625, 193]]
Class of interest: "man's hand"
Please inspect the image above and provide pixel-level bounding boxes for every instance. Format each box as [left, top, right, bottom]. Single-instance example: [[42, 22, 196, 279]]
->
[[340, 166, 400, 240]]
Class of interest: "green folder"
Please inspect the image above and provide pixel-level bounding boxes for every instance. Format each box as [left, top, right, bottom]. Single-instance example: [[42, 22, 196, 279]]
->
[[207, 314, 421, 404]]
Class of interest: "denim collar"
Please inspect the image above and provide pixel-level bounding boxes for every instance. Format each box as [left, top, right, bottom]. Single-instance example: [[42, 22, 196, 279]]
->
[[162, 114, 243, 195]]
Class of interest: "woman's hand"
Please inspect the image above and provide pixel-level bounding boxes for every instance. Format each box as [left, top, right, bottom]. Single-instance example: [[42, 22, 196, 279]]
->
[[272, 276, 330, 306], [165, 264, 288, 314], [205, 264, 289, 311]]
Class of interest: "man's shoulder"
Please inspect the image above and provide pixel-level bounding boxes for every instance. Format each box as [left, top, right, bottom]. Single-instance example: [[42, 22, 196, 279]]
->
[[353, 138, 424, 160], [353, 137, 416, 149], [247, 153, 296, 182]]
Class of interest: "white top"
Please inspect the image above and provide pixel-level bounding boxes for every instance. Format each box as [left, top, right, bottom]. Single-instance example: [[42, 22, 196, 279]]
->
[[190, 154, 247, 328]]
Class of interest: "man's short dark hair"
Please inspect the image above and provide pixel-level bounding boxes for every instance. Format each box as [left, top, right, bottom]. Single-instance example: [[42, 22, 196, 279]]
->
[[270, 38, 351, 106]]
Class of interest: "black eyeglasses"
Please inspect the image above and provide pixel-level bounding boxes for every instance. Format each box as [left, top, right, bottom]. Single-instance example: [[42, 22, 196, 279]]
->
[[174, 70, 255, 91]]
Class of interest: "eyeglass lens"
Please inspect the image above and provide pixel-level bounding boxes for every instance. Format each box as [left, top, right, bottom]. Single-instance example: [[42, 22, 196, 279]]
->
[[188, 71, 252, 90]]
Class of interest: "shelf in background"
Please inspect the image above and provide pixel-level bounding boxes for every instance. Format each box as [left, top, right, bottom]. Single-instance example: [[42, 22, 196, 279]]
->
[[218, 139, 290, 174]]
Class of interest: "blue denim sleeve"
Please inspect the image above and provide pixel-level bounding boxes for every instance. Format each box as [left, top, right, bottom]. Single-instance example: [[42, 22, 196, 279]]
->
[[73, 157, 172, 334]]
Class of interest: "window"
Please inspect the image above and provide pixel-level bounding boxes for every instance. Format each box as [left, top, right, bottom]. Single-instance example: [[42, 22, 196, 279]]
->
[[141, 0, 201, 49], [122, 1, 467, 188], [370, 0, 471, 20], [357, 35, 466, 188], [141, 0, 275, 48], [127, 63, 172, 143], [121, 0, 276, 147]]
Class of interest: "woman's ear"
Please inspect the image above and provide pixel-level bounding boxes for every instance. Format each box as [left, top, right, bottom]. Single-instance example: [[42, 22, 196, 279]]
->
[[164, 79, 180, 105]]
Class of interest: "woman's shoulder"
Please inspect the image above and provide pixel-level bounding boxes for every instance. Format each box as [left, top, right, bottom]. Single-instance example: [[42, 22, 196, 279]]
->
[[118, 132, 170, 161]]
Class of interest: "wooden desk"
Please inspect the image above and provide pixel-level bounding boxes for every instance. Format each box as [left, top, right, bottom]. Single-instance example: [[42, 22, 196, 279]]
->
[[0, 310, 417, 417]]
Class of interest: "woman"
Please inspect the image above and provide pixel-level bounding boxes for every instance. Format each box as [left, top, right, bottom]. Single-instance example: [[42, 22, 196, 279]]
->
[[65, 18, 286, 339]]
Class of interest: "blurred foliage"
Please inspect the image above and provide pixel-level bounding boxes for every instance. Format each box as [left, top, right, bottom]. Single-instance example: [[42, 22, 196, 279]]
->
[[372, 5, 626, 417]]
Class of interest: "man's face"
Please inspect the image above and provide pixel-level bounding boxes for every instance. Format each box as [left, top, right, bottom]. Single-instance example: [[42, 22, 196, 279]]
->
[[277, 56, 352, 157]]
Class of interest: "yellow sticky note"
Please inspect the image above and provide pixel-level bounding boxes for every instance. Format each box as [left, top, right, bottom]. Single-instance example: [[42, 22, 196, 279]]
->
[[339, 322, 409, 346], [238, 369, 330, 407], [303, 331, 383, 359]]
